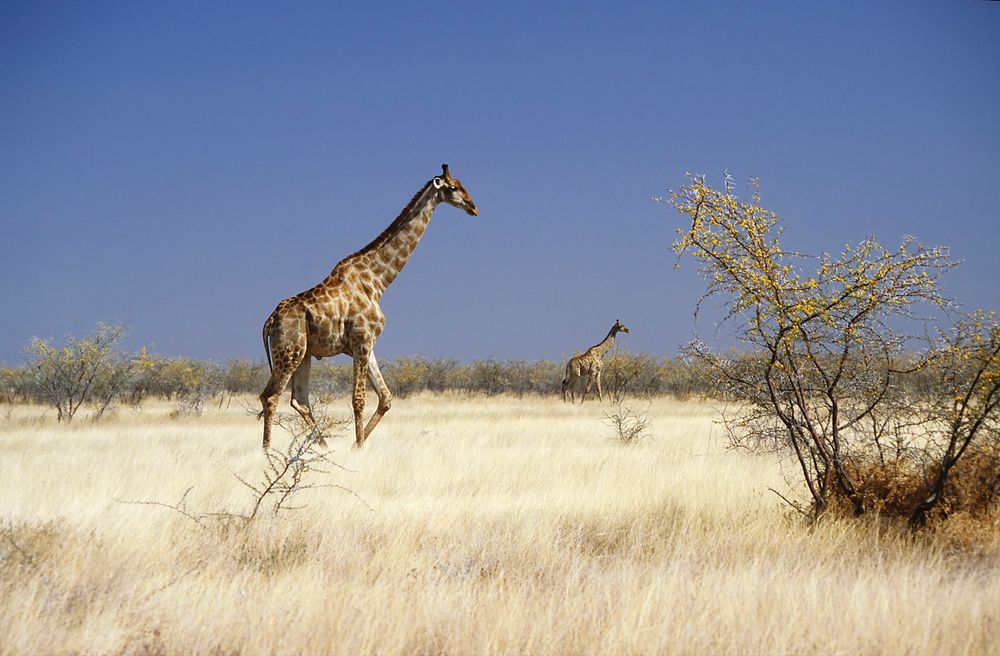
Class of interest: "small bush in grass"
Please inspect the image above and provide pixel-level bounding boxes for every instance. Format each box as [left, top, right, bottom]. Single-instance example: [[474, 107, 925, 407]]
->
[[120, 405, 362, 529], [603, 404, 651, 445]]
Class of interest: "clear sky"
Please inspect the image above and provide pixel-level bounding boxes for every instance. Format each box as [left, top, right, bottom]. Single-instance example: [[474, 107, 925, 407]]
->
[[2, 1, 999, 364]]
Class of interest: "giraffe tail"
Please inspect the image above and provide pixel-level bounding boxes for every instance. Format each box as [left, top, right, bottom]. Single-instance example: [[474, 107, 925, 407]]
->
[[262, 314, 274, 373], [564, 360, 575, 382]]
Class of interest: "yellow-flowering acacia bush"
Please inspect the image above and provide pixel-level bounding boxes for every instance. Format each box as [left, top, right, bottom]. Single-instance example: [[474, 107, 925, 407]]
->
[[909, 310, 1000, 526], [664, 174, 998, 525]]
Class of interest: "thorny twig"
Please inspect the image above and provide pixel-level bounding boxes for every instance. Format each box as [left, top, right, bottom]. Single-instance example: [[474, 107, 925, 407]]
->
[[117, 406, 369, 529]]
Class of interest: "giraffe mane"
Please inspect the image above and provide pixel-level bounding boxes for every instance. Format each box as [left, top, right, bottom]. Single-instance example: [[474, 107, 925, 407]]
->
[[341, 179, 434, 262], [586, 325, 619, 353]]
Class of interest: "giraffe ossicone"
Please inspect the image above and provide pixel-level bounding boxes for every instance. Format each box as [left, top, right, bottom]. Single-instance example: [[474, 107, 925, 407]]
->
[[258, 164, 478, 449]]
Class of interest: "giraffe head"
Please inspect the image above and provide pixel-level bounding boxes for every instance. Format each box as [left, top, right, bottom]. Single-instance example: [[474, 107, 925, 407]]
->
[[613, 319, 630, 335], [432, 163, 478, 216]]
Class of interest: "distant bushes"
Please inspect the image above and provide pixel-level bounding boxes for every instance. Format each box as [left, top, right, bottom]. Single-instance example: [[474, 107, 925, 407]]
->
[[20, 324, 140, 421], [4, 325, 267, 419], [2, 326, 731, 416], [7, 326, 973, 424], [307, 355, 713, 399]]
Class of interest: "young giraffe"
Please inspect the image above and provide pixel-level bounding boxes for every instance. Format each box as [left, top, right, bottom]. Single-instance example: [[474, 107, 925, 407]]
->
[[561, 319, 630, 403], [259, 164, 478, 449]]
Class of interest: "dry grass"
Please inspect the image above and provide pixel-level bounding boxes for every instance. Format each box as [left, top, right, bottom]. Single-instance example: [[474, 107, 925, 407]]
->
[[1, 394, 997, 655]]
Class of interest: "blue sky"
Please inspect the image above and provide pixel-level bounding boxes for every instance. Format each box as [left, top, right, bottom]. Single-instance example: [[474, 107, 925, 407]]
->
[[2, 1, 999, 364]]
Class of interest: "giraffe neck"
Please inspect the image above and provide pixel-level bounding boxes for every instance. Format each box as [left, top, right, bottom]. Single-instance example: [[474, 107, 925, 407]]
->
[[589, 328, 619, 358], [343, 180, 440, 294]]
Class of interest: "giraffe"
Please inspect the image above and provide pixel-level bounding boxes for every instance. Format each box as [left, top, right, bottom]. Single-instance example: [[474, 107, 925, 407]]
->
[[258, 164, 478, 449], [561, 319, 630, 403]]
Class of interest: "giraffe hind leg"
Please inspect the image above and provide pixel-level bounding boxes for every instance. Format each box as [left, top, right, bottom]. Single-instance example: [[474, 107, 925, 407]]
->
[[259, 343, 306, 449], [260, 366, 294, 449], [290, 356, 326, 448]]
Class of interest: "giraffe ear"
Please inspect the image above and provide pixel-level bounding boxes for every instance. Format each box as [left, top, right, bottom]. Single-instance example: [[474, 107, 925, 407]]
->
[[432, 177, 444, 189]]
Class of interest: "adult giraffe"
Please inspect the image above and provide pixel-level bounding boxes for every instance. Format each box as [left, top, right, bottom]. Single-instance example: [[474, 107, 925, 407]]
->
[[259, 164, 478, 448], [562, 319, 630, 403]]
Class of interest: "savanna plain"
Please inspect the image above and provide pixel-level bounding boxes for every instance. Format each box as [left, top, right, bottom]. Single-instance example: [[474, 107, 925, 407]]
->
[[1, 394, 997, 655]]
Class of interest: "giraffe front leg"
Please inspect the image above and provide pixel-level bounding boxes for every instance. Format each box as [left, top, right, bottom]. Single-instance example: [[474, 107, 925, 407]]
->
[[351, 350, 369, 448], [362, 353, 393, 441], [595, 371, 604, 403]]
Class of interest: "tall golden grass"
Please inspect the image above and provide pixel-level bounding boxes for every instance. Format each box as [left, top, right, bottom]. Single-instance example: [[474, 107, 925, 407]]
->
[[1, 395, 997, 655]]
